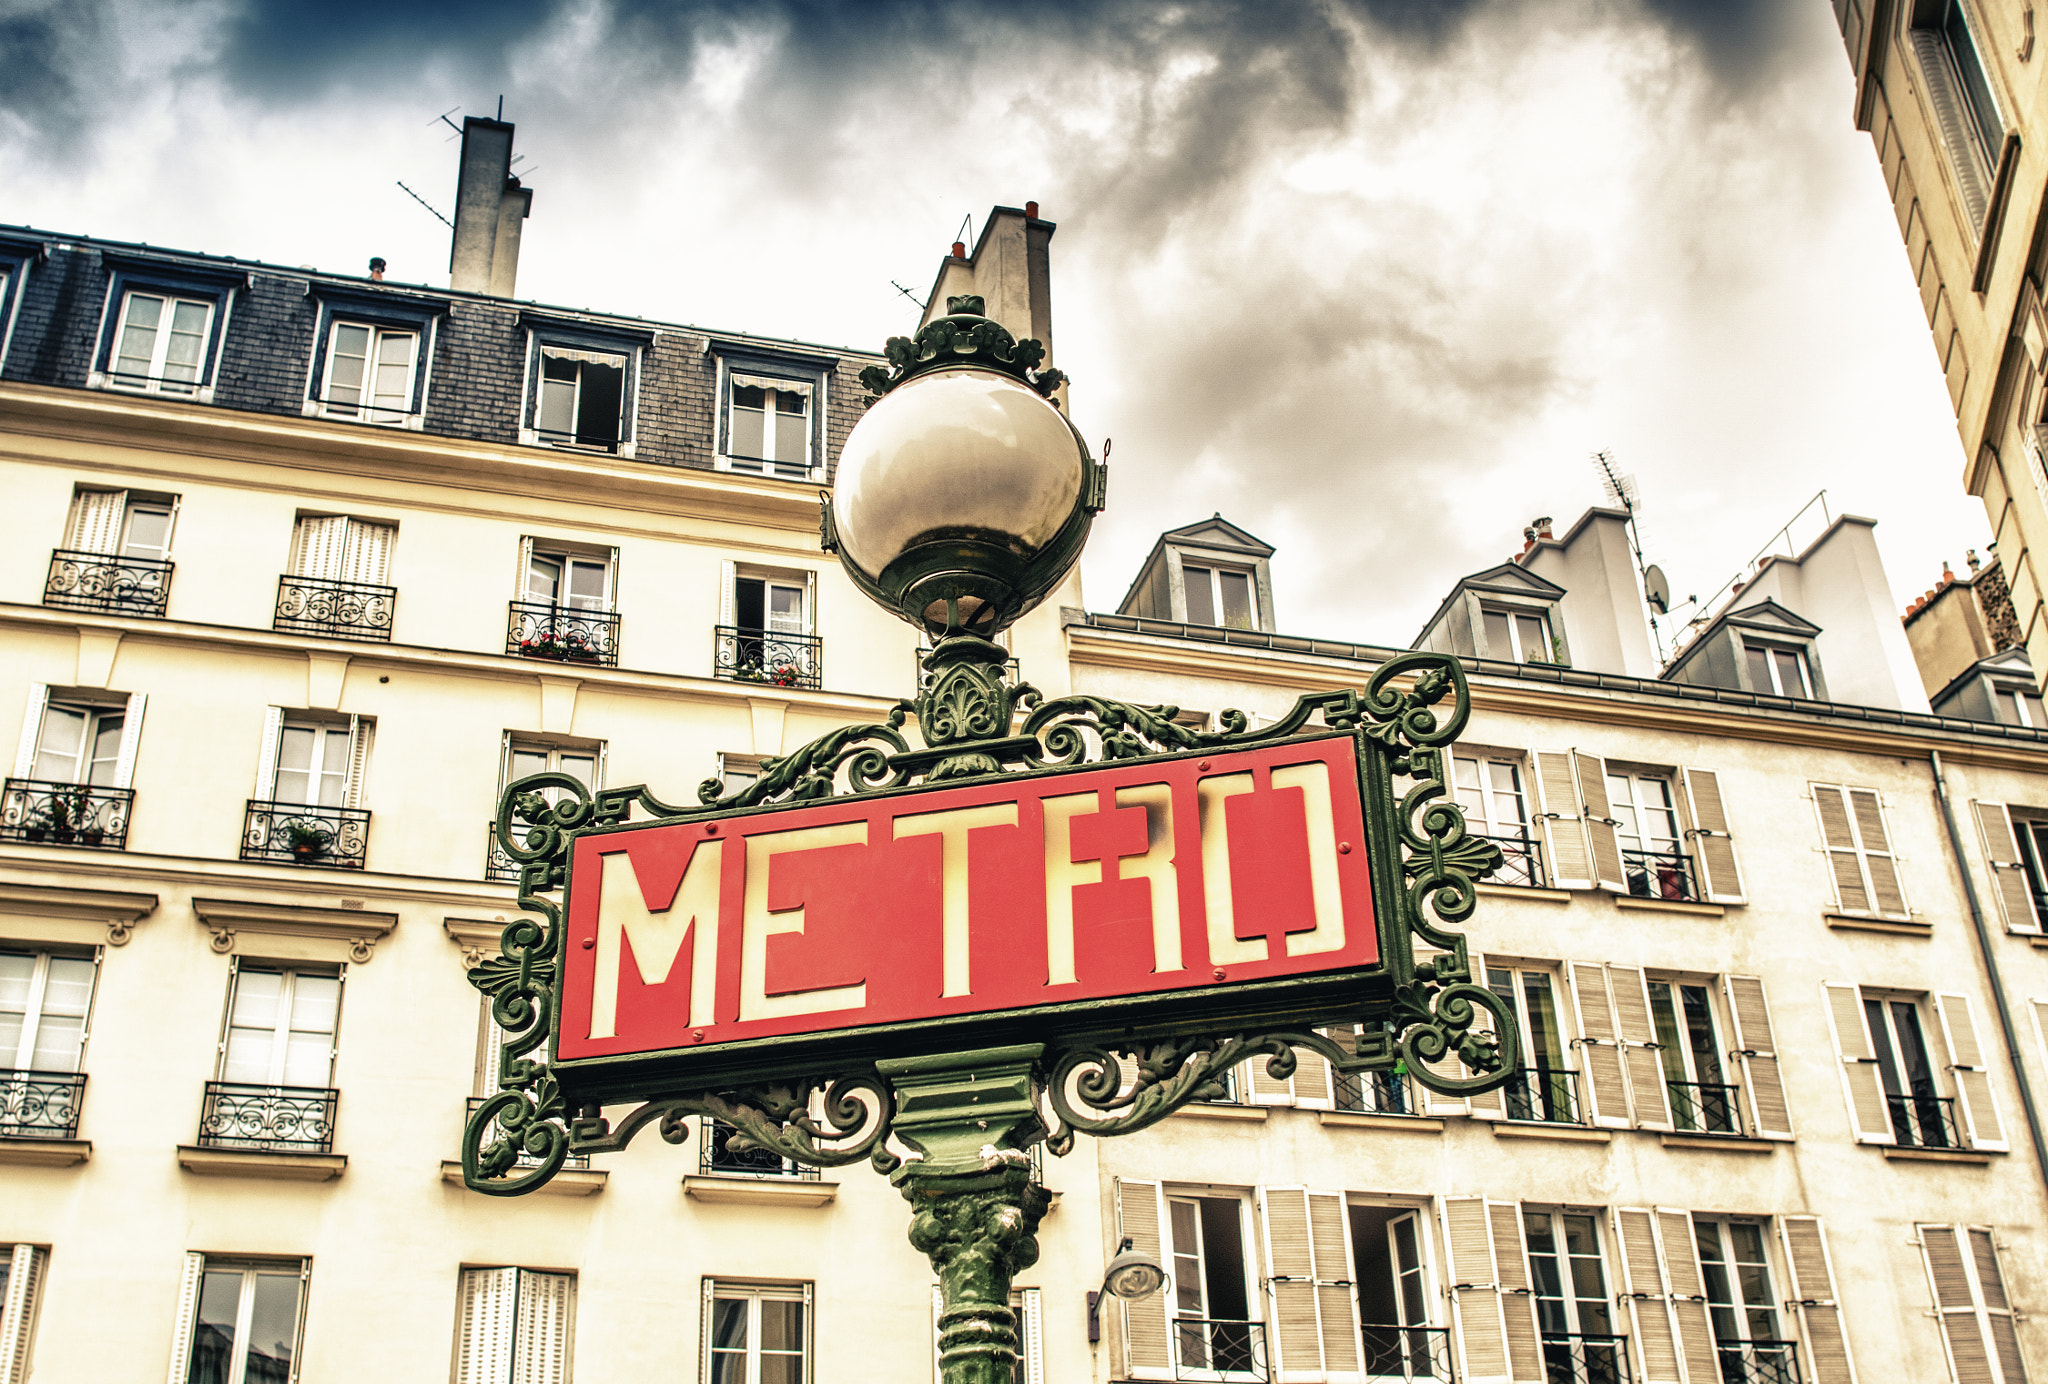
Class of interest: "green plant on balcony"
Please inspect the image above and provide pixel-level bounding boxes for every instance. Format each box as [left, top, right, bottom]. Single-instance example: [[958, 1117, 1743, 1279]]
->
[[284, 822, 331, 862]]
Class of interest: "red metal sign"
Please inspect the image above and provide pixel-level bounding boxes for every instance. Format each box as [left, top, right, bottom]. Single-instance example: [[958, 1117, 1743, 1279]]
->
[[555, 734, 1375, 1062]]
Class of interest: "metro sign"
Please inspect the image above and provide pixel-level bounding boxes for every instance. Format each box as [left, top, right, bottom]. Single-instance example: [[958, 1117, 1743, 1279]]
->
[[552, 730, 1393, 1098]]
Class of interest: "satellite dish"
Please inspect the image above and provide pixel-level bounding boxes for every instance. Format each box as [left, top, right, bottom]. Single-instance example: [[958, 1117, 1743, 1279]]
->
[[1644, 564, 1671, 615]]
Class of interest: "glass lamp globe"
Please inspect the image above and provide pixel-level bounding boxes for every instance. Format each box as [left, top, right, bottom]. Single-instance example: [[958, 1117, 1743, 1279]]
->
[[1102, 1249, 1169, 1300], [832, 365, 1095, 638]]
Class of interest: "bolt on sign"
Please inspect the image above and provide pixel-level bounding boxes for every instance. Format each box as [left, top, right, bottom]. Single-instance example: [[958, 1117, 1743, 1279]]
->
[[551, 732, 1388, 1100]]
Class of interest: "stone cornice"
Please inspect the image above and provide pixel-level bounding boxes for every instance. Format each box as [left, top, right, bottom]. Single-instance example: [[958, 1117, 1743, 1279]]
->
[[0, 849, 514, 908], [0, 881, 159, 945], [193, 897, 397, 963]]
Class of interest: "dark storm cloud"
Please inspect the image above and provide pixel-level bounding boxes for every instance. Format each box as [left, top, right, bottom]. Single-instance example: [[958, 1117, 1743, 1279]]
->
[[216, 0, 554, 94], [0, 2, 109, 149]]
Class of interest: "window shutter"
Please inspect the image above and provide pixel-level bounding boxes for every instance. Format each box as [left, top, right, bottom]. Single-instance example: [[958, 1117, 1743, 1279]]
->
[[1723, 976, 1792, 1140], [515, 537, 536, 599], [805, 568, 818, 635], [162, 495, 182, 555], [293, 515, 350, 580], [1966, 1228, 2026, 1384], [1488, 1201, 1545, 1383], [1820, 982, 1893, 1144], [1778, 1218, 1854, 1384], [1259, 1187, 1322, 1381], [1932, 993, 2008, 1151], [1115, 1179, 1172, 1380], [454, 1266, 519, 1384], [1847, 789, 1906, 917], [1573, 753, 1628, 892], [511, 1269, 576, 1384], [65, 489, 126, 554], [1532, 752, 1594, 889], [255, 706, 284, 799], [341, 520, 395, 586], [1812, 786, 1871, 914], [113, 691, 147, 789], [1017, 1287, 1044, 1384], [164, 1251, 206, 1384], [603, 546, 620, 612], [1605, 965, 1672, 1129], [1609, 1209, 1682, 1384], [1437, 1196, 1511, 1384], [2034, 999, 2048, 1081], [1246, 1053, 1296, 1107], [343, 715, 373, 811], [1910, 29, 1993, 225], [1679, 767, 1746, 903], [1971, 802, 2041, 933], [719, 560, 737, 629], [1294, 1036, 1336, 1111], [0, 1244, 42, 1384], [13, 685, 49, 778], [1921, 1226, 2001, 1384], [1564, 962, 1632, 1129], [1653, 1212, 1719, 1384], [1309, 1190, 1360, 1381]]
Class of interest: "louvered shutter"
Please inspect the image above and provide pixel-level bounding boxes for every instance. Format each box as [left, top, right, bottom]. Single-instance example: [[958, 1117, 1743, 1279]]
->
[[515, 536, 537, 601], [511, 1269, 576, 1384], [1656, 1211, 1718, 1384], [1972, 803, 2041, 933], [1564, 963, 1630, 1128], [1295, 1037, 1336, 1111], [1820, 982, 1893, 1144], [1608, 965, 1673, 1129], [1016, 1287, 1044, 1384], [12, 685, 49, 778], [455, 1266, 519, 1384], [1261, 1187, 1322, 1382], [719, 560, 737, 628], [1610, 1209, 1682, 1384], [1812, 786, 1871, 914], [1679, 767, 1746, 903], [1921, 1226, 1999, 1384], [293, 515, 350, 580], [602, 546, 620, 612], [1723, 976, 1792, 1139], [65, 489, 126, 554], [1932, 993, 2008, 1151], [1438, 1196, 1511, 1384], [113, 691, 147, 788], [1967, 1228, 2026, 1384], [1847, 789, 1907, 917], [164, 1251, 206, 1384], [1309, 1190, 1360, 1381], [1116, 1180, 1173, 1380], [1488, 1202, 1545, 1383], [341, 520, 395, 586], [1533, 753, 1594, 889], [0, 1244, 43, 1384], [1574, 754, 1628, 892], [1778, 1218, 1855, 1384], [1246, 1052, 1296, 1107], [343, 715, 373, 811], [255, 706, 284, 798]]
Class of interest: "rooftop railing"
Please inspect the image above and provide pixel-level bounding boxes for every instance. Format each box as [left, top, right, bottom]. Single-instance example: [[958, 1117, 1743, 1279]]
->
[[43, 549, 172, 617]]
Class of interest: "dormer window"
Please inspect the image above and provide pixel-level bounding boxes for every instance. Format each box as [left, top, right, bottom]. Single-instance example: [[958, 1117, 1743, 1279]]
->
[[711, 346, 832, 482], [1744, 641, 1814, 699], [517, 312, 650, 458], [1994, 683, 2048, 728], [1482, 606, 1555, 664], [1183, 563, 1257, 630], [88, 256, 244, 402], [320, 323, 418, 424]]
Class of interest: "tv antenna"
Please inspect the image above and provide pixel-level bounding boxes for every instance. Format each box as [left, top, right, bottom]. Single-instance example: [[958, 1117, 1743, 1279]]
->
[[890, 280, 927, 310], [396, 181, 454, 230], [1592, 450, 1671, 663]]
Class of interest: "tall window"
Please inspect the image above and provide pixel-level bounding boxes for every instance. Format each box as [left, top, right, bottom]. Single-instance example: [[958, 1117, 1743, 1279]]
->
[[1182, 565, 1257, 630], [62, 488, 176, 563], [0, 1243, 48, 1382], [1693, 1218, 1793, 1381], [1912, 0, 2007, 228], [1647, 979, 1738, 1134], [289, 515, 395, 587], [727, 375, 813, 476], [274, 723, 350, 808], [1864, 995, 1952, 1148], [1482, 606, 1554, 664], [1522, 1211, 1619, 1381], [736, 575, 809, 636], [1167, 1193, 1258, 1376], [220, 966, 340, 1089], [1607, 771, 1689, 900], [29, 701, 124, 786], [705, 1282, 810, 1384], [453, 1266, 577, 1382], [1455, 753, 1537, 885], [319, 321, 417, 423], [0, 950, 94, 1076], [1743, 641, 1814, 698], [179, 1257, 306, 1384], [111, 292, 213, 394], [1352, 1205, 1442, 1379], [537, 348, 625, 451], [1487, 966, 1574, 1122]]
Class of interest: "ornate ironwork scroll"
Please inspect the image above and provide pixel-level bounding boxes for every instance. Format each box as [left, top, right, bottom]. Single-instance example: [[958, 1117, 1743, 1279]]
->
[[506, 600, 623, 666], [43, 549, 172, 617], [272, 575, 396, 641]]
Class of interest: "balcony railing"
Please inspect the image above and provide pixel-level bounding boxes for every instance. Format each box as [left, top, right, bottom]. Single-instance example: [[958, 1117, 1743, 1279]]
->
[[0, 780, 133, 849], [1888, 1092, 1963, 1149], [1334, 1070, 1421, 1117], [1361, 1323, 1453, 1380], [0, 1070, 86, 1140], [1539, 1332, 1631, 1384], [44, 549, 173, 617], [700, 1117, 820, 1178], [1172, 1318, 1269, 1381], [273, 575, 396, 641], [467, 1096, 589, 1170], [1502, 1066, 1581, 1125], [714, 626, 822, 691], [1621, 847, 1697, 902], [507, 601, 621, 667], [197, 1082, 337, 1154], [241, 800, 370, 870], [1715, 1340, 1802, 1384], [1666, 1080, 1743, 1136], [485, 822, 522, 883], [1479, 832, 1544, 889]]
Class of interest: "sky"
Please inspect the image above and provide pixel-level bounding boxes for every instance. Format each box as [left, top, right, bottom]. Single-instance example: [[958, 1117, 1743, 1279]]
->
[[0, 0, 1994, 649]]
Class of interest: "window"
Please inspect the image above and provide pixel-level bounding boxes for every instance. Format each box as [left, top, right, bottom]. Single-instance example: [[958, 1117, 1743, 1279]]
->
[[1823, 983, 2007, 1151], [526, 550, 610, 612], [317, 321, 418, 423], [0, 1243, 48, 1384], [1694, 1218, 1796, 1381], [1453, 753, 1539, 885], [1811, 784, 1907, 918], [1183, 564, 1257, 631], [278, 516, 397, 640], [1911, 0, 2008, 228], [171, 1254, 306, 1384], [699, 1117, 814, 1178], [725, 374, 814, 478], [718, 565, 821, 689], [704, 1282, 810, 1384], [110, 291, 214, 395], [275, 722, 350, 808], [247, 711, 374, 866], [219, 964, 341, 1090], [6, 686, 145, 849], [714, 752, 766, 799], [1486, 965, 1577, 1123], [59, 486, 177, 563], [1606, 770, 1690, 900], [1864, 995, 1959, 1149], [46, 487, 178, 620], [0, 950, 95, 1076], [288, 515, 394, 587], [1918, 1225, 2028, 1384], [1482, 606, 1555, 664], [538, 348, 625, 451], [1743, 641, 1814, 698], [1522, 1210, 1621, 1382], [1352, 1206, 1447, 1380], [505, 739, 601, 803], [26, 699, 125, 787], [1979, 802, 2048, 932], [510, 540, 620, 665], [453, 1266, 577, 1383], [1646, 979, 1739, 1134], [1992, 684, 2048, 728], [1167, 1192, 1260, 1377]]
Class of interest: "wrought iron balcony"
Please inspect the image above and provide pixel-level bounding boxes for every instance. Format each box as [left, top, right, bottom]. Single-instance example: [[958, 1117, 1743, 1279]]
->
[[1888, 1092, 1962, 1149], [241, 800, 370, 870], [1334, 1069, 1420, 1116], [1502, 1066, 1581, 1125], [273, 574, 396, 641], [1171, 1318, 1268, 1381], [507, 601, 621, 667], [0, 1070, 86, 1140], [700, 1117, 820, 1179], [43, 549, 173, 617], [197, 1081, 337, 1154], [1479, 831, 1544, 889], [1621, 846, 1697, 902], [467, 1097, 589, 1170], [1539, 1332, 1631, 1384], [485, 822, 522, 883], [1666, 1080, 1743, 1136], [1360, 1324, 1452, 1380], [0, 779, 133, 849], [714, 626, 822, 691], [1715, 1341, 1802, 1384]]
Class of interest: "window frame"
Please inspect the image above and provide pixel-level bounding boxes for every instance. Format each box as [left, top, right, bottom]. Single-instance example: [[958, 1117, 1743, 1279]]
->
[[713, 349, 832, 482], [1165, 1187, 1263, 1381], [1741, 638, 1816, 698], [0, 946, 99, 1075], [702, 1280, 813, 1384], [1691, 1216, 1791, 1360], [13, 685, 146, 794], [451, 1264, 577, 1381], [215, 959, 344, 1091], [1480, 603, 1559, 665], [1811, 783, 1910, 919], [88, 257, 245, 401], [173, 1253, 311, 1384], [300, 286, 443, 429], [1179, 561, 1261, 632], [1520, 1206, 1622, 1373], [518, 314, 652, 458], [520, 540, 617, 614], [0, 238, 38, 378], [1990, 682, 2048, 728], [1644, 976, 1740, 1133], [1485, 962, 1579, 1123]]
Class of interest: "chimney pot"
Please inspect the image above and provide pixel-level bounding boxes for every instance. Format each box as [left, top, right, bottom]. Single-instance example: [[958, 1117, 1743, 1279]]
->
[[368, 257, 387, 281], [1026, 200, 1039, 218], [1967, 548, 1982, 574], [951, 241, 967, 259]]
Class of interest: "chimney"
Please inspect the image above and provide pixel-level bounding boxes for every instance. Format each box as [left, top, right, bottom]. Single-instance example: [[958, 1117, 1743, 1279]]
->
[[449, 116, 532, 297], [922, 204, 1058, 364], [368, 257, 386, 282]]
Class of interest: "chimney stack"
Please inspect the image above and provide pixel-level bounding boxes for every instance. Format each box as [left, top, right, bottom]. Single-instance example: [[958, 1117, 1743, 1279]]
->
[[449, 116, 531, 297]]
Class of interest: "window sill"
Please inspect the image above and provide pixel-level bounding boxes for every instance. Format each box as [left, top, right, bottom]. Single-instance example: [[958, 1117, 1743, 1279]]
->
[[439, 1160, 607, 1196], [2024, 933, 2048, 949], [1477, 882, 1571, 905], [178, 1146, 346, 1181], [1489, 1122, 1610, 1144], [1660, 1133, 1776, 1154], [1170, 1103, 1269, 1123], [1614, 896, 1725, 918], [683, 1174, 838, 1208], [1824, 913, 1931, 937], [1881, 1145, 1998, 1164], [0, 1137, 90, 1167], [1318, 1111, 1444, 1134]]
